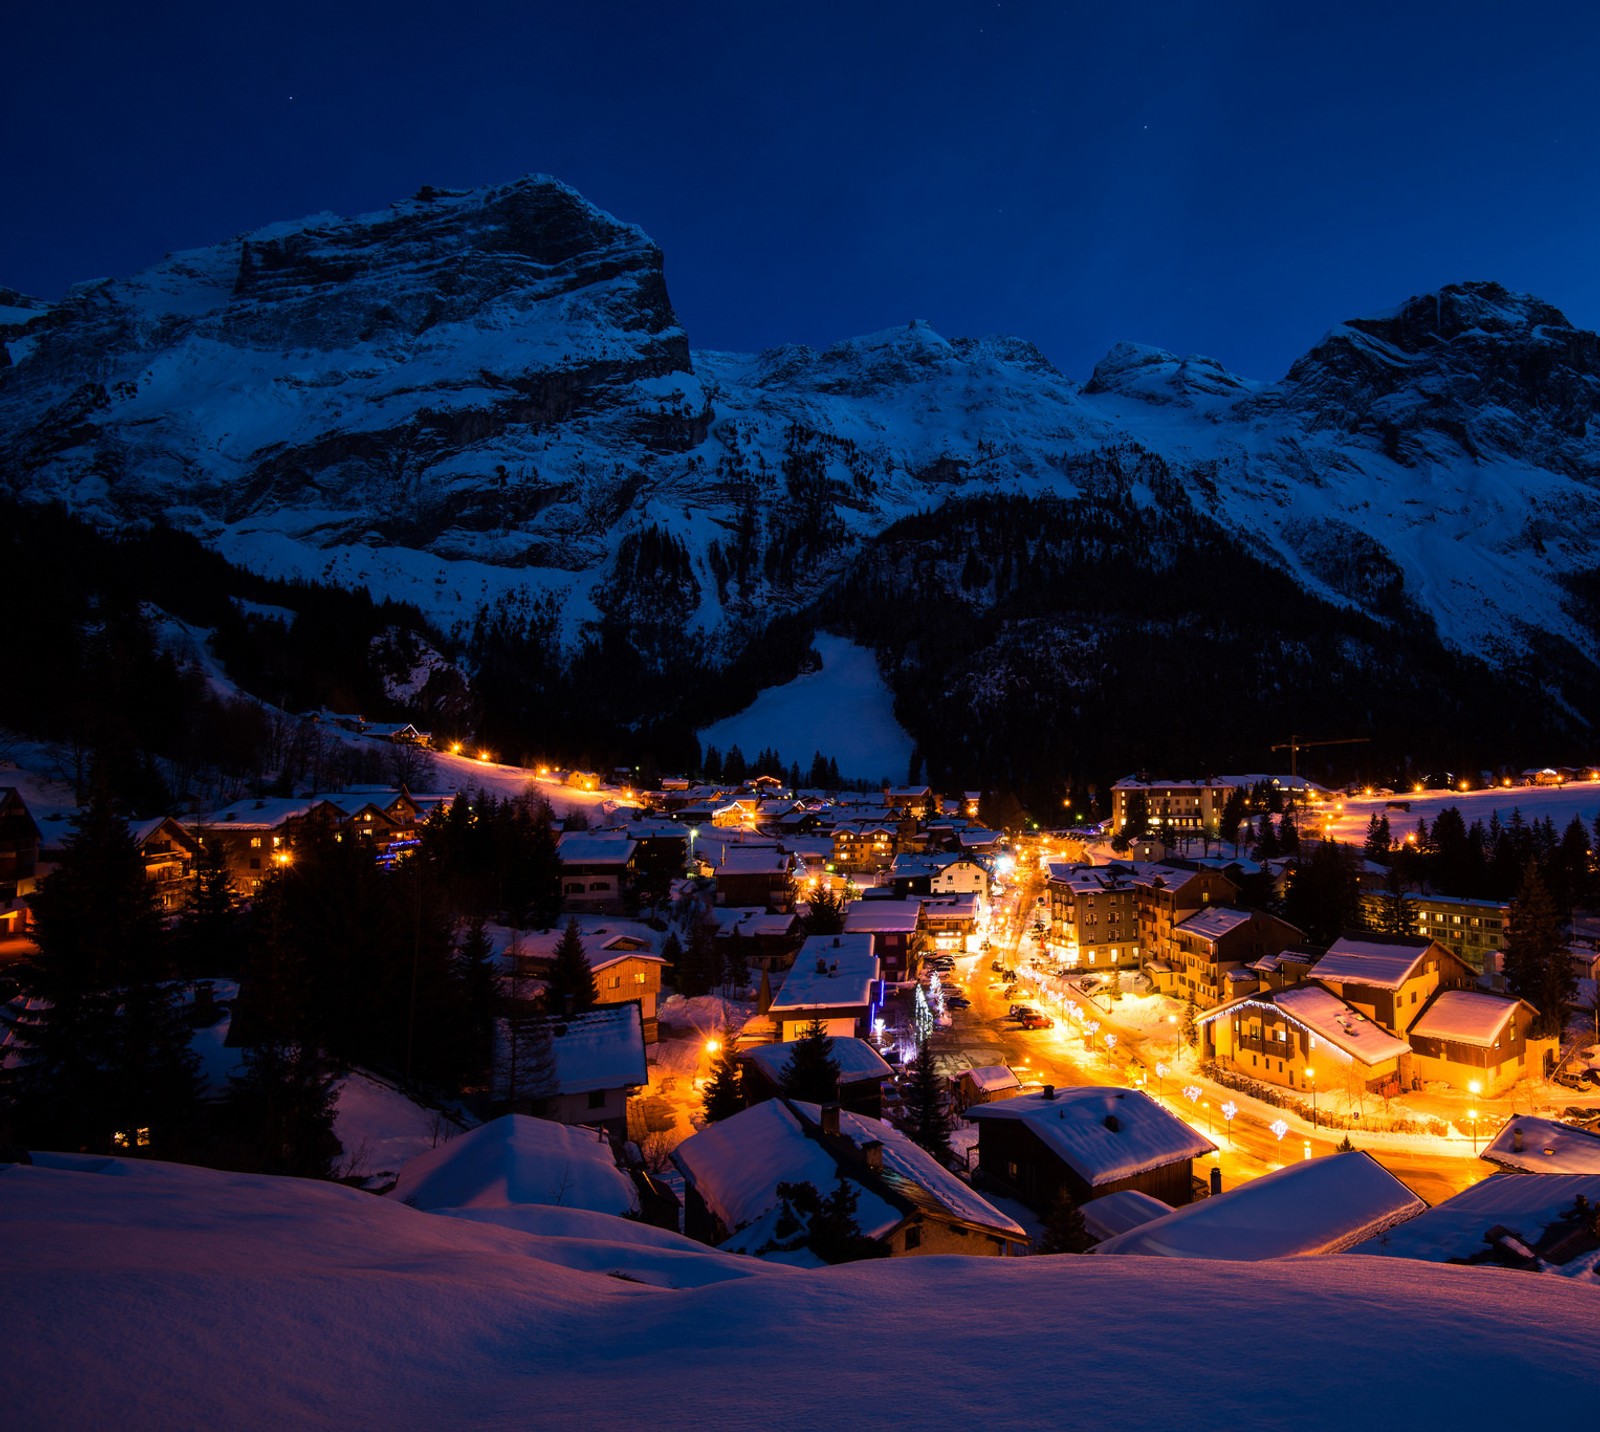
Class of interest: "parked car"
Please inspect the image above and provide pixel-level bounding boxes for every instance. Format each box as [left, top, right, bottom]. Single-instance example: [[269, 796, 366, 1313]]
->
[[945, 995, 971, 1010], [1007, 1004, 1037, 1020], [1017, 1012, 1053, 1030]]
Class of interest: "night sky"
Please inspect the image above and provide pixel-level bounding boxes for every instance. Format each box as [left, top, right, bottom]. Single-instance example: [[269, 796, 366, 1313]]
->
[[7, 1, 1598, 381]]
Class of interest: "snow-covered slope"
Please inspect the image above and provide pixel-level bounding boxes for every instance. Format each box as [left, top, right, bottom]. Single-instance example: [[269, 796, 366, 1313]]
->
[[4, 178, 1598, 686], [5, 1151, 1598, 1429]]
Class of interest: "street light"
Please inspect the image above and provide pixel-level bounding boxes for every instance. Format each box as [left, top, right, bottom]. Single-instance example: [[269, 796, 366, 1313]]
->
[[1221, 1100, 1237, 1146], [1155, 1061, 1169, 1097], [1307, 1067, 1317, 1129]]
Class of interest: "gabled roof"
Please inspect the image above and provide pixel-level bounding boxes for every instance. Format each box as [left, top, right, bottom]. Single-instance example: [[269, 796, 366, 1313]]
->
[[714, 846, 792, 877], [844, 902, 921, 934], [1482, 1116, 1600, 1175], [556, 831, 638, 865], [536, 1003, 648, 1094], [966, 1087, 1214, 1186], [1409, 989, 1523, 1047], [388, 1114, 637, 1217], [1349, 1171, 1600, 1264], [1313, 934, 1436, 989], [1175, 906, 1255, 942], [770, 936, 878, 1012], [1198, 984, 1410, 1066], [1093, 1152, 1423, 1259], [741, 1037, 893, 1084]]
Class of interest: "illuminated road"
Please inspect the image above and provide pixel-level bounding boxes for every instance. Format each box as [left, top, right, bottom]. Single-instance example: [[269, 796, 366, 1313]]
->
[[934, 867, 1488, 1206]]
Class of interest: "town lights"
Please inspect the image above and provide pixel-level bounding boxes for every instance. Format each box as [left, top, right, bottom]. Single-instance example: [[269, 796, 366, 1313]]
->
[[450, 742, 462, 754], [705, 1038, 721, 1055]]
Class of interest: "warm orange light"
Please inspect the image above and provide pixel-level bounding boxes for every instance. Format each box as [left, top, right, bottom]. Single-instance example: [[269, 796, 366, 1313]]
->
[[705, 1038, 721, 1054], [479, 749, 492, 762], [450, 742, 462, 754]]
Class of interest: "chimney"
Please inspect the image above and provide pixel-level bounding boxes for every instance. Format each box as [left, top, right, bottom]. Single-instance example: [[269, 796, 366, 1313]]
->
[[1512, 1125, 1524, 1153], [833, 936, 840, 948], [861, 1139, 884, 1173], [1041, 1084, 1056, 1101], [820, 1103, 841, 1137], [1210, 1164, 1223, 1197]]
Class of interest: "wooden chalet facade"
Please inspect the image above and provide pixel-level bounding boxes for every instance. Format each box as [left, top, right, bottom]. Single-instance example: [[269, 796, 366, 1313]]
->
[[0, 787, 41, 938]]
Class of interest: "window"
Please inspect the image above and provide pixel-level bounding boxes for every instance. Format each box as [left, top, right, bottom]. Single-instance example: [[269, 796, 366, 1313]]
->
[[635, 972, 647, 984], [249, 837, 262, 849], [905, 1225, 922, 1250], [587, 1090, 606, 1110], [608, 975, 621, 990]]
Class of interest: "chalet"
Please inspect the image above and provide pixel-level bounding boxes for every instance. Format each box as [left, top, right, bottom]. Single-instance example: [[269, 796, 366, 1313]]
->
[[1355, 890, 1510, 975], [883, 785, 936, 816], [672, 1098, 1026, 1259], [130, 816, 205, 913], [843, 899, 923, 981], [954, 1064, 1022, 1113], [1199, 981, 1413, 1098], [363, 721, 432, 747], [591, 941, 668, 1043], [1407, 988, 1555, 1094], [557, 831, 637, 913], [190, 796, 350, 892], [0, 787, 42, 938], [500, 1001, 648, 1138], [918, 892, 981, 954], [830, 821, 901, 874], [767, 934, 880, 1041], [1481, 1116, 1600, 1175], [966, 1085, 1215, 1214], [1165, 906, 1303, 1007], [710, 844, 795, 912], [712, 907, 804, 972], [1309, 934, 1476, 1036], [1350, 1172, 1600, 1271], [1093, 1152, 1424, 1258], [738, 1036, 894, 1117]]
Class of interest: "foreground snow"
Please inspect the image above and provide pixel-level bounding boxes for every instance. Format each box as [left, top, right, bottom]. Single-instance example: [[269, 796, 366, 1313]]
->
[[5, 1152, 1599, 1429]]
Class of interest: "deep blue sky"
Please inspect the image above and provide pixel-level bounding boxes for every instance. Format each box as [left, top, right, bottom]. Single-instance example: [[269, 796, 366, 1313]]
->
[[7, 2, 1598, 381]]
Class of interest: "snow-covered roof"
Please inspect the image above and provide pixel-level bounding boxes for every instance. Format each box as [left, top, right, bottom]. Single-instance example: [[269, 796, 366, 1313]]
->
[[672, 1099, 901, 1238], [961, 1065, 1021, 1094], [556, 830, 637, 865], [1409, 989, 1521, 1047], [965, 1087, 1215, 1186], [741, 1037, 894, 1083], [770, 936, 878, 1011], [714, 846, 791, 876], [1482, 1117, 1600, 1175], [844, 901, 921, 933], [1271, 985, 1411, 1064], [1313, 935, 1434, 989], [713, 907, 799, 938], [1350, 1171, 1600, 1264], [542, 1004, 648, 1093], [1093, 1152, 1424, 1258], [1176, 906, 1254, 942], [388, 1115, 638, 1217], [1081, 1188, 1172, 1243]]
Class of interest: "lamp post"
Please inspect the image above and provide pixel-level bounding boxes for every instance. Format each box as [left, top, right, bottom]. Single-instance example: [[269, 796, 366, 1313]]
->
[[1155, 1061, 1169, 1098], [688, 825, 700, 873], [1222, 1100, 1237, 1147], [1307, 1066, 1317, 1129], [1468, 1080, 1482, 1154]]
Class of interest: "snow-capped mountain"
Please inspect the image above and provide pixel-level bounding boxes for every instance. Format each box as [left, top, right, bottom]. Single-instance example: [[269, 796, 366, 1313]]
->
[[3, 176, 1597, 766]]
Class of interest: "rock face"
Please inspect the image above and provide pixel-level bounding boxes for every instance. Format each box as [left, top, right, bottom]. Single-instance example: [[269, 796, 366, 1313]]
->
[[3, 181, 1600, 720]]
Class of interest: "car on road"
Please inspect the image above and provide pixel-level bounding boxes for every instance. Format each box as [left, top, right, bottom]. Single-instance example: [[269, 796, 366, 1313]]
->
[[945, 995, 971, 1010], [1007, 1004, 1037, 1020], [1016, 1012, 1053, 1030]]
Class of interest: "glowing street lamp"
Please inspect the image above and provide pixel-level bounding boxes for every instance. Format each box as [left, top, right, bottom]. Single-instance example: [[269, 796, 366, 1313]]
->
[[1155, 1061, 1169, 1097], [1221, 1099, 1237, 1146], [1468, 1105, 1479, 1153], [1270, 1118, 1288, 1143]]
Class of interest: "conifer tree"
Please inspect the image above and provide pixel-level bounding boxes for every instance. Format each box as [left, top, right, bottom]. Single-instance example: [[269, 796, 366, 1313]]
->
[[7, 773, 199, 1153], [456, 916, 499, 1089], [547, 918, 598, 1014], [721, 926, 750, 996], [1378, 864, 1414, 936], [1219, 788, 1246, 852], [901, 1036, 952, 1163], [803, 885, 848, 935], [701, 1045, 744, 1122], [1037, 1186, 1093, 1254], [780, 1017, 841, 1103], [1503, 862, 1573, 1039], [1362, 813, 1393, 864], [175, 837, 243, 979], [1181, 990, 1199, 1050], [674, 910, 719, 998]]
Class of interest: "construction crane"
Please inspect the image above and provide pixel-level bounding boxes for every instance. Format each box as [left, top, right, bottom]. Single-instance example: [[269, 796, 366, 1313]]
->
[[1270, 734, 1370, 781]]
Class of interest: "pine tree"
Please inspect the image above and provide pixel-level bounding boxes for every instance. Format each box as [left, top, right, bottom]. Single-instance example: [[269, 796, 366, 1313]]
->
[[174, 837, 243, 979], [721, 927, 750, 996], [701, 1046, 744, 1122], [803, 885, 848, 935], [675, 910, 719, 997], [1278, 811, 1300, 855], [901, 1036, 952, 1163], [227, 1039, 338, 1177], [1503, 862, 1573, 1039], [1181, 991, 1199, 1050], [1255, 815, 1281, 860], [1378, 864, 1414, 936], [547, 918, 598, 1014], [780, 1017, 841, 1103], [1362, 813, 1393, 864], [808, 1176, 884, 1263], [1219, 788, 1246, 852], [1037, 1186, 1093, 1254], [7, 773, 199, 1154], [456, 916, 499, 1090]]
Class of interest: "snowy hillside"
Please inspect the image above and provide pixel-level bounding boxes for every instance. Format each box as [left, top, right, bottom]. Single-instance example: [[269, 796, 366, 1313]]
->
[[5, 177, 1600, 767], [5, 1151, 1598, 1429]]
